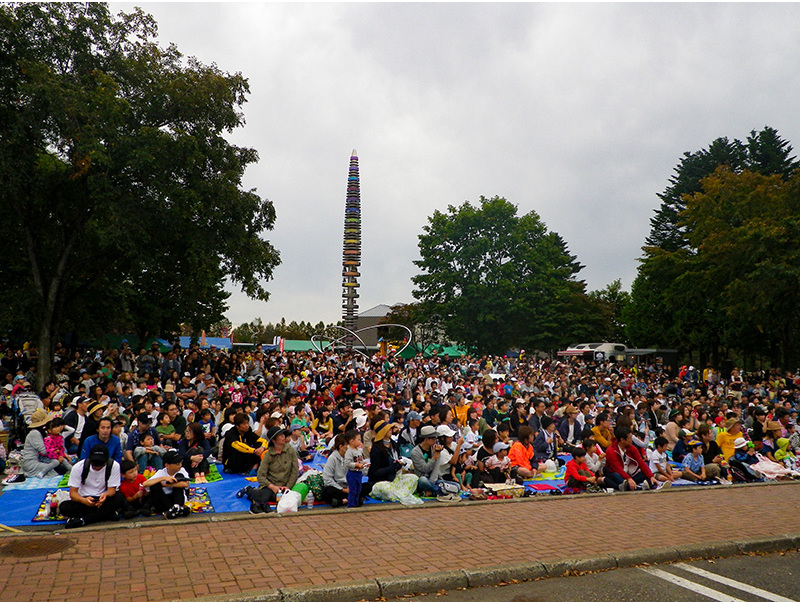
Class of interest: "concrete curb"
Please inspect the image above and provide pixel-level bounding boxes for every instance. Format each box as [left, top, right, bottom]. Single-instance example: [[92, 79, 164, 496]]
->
[[196, 533, 800, 601]]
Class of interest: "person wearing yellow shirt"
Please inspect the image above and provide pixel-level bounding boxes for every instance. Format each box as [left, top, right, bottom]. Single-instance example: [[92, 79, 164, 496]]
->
[[716, 418, 743, 461], [591, 412, 613, 450]]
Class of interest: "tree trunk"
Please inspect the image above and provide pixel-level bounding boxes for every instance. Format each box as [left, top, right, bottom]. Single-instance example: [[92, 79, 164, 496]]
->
[[30, 229, 78, 390]]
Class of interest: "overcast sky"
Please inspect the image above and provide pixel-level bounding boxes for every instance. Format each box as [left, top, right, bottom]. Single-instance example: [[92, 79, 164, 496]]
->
[[114, 2, 800, 328]]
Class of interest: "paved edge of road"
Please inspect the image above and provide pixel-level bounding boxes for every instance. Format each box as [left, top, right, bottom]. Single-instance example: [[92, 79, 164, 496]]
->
[[191, 532, 800, 602], [2, 478, 795, 537]]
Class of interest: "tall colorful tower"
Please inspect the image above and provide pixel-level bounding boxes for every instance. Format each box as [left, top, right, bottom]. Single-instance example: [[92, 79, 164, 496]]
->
[[342, 150, 361, 348]]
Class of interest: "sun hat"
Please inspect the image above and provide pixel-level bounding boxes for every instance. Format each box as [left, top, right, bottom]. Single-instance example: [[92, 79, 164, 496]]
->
[[87, 400, 107, 416], [407, 411, 423, 422], [733, 437, 748, 449], [765, 420, 783, 432], [28, 408, 54, 429], [373, 420, 393, 441], [266, 425, 289, 444], [725, 418, 741, 430]]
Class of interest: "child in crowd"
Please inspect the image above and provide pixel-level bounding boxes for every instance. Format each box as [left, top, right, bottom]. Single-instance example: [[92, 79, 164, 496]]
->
[[43, 417, 74, 474], [463, 418, 481, 450], [582, 438, 605, 477], [112, 420, 127, 451], [649, 436, 681, 484], [156, 412, 174, 443], [198, 408, 216, 446], [564, 448, 598, 490], [134, 433, 166, 473], [288, 424, 310, 460], [496, 422, 511, 445], [681, 440, 707, 482], [451, 444, 475, 491], [788, 422, 800, 456], [343, 429, 364, 508], [119, 459, 150, 518], [142, 450, 191, 519], [484, 441, 512, 480]]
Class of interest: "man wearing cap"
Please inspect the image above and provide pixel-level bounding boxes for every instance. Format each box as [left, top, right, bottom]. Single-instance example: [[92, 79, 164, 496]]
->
[[671, 429, 695, 464], [59, 444, 124, 529], [238, 426, 298, 514], [79, 416, 123, 463], [176, 373, 197, 406], [410, 425, 443, 496]]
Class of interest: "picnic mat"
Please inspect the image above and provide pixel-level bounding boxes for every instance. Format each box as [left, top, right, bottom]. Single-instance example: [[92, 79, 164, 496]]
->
[[3, 474, 63, 491]]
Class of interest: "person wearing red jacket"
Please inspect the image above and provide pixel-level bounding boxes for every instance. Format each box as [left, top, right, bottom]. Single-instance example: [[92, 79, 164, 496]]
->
[[564, 448, 598, 490], [604, 426, 657, 491]]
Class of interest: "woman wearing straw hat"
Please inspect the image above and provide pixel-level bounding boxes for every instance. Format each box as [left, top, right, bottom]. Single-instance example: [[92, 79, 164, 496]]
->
[[20, 409, 70, 479]]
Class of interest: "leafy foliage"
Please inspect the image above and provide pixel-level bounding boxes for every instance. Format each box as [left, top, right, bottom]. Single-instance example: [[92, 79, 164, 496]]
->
[[412, 196, 598, 354], [629, 125, 800, 367], [0, 3, 279, 383]]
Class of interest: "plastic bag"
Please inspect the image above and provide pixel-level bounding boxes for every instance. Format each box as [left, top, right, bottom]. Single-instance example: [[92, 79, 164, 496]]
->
[[370, 473, 423, 506], [276, 490, 301, 514]]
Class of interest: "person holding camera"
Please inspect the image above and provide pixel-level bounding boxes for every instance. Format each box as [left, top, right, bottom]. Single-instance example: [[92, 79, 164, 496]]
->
[[410, 425, 444, 496]]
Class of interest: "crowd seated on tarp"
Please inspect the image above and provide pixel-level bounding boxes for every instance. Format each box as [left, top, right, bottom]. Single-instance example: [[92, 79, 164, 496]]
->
[[1, 341, 798, 526]]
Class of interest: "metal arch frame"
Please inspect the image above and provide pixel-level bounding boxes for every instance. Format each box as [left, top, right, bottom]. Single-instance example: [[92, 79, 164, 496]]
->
[[311, 324, 413, 359]]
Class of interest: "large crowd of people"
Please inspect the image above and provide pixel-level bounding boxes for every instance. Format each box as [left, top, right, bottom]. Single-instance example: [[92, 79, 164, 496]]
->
[[1, 340, 799, 528]]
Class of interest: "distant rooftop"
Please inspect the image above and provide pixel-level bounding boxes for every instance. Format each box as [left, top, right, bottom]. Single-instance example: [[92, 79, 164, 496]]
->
[[358, 303, 402, 318]]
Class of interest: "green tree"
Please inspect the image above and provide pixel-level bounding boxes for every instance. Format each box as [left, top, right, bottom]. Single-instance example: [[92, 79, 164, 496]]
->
[[412, 196, 591, 354], [588, 279, 631, 343], [629, 127, 799, 362], [0, 4, 280, 386]]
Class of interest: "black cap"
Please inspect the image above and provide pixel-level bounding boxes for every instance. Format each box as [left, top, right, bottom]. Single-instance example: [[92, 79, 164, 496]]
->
[[163, 450, 183, 465], [89, 444, 109, 466]]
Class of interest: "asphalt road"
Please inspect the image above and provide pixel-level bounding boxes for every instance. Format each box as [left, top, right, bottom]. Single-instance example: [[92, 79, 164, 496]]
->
[[397, 551, 800, 602]]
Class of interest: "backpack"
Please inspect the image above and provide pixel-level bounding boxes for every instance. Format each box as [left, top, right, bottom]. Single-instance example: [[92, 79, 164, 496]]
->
[[80, 458, 114, 488]]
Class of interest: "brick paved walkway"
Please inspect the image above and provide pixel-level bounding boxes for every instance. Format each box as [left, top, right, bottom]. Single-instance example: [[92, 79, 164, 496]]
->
[[0, 482, 798, 602]]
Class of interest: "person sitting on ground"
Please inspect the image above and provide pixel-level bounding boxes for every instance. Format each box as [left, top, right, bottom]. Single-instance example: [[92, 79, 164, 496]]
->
[[222, 412, 266, 475], [681, 440, 708, 482], [321, 434, 349, 507], [142, 450, 191, 519], [119, 459, 150, 518], [760, 421, 784, 463], [410, 424, 443, 496], [287, 423, 310, 460], [474, 429, 498, 486], [716, 418, 743, 461], [663, 409, 682, 451], [564, 447, 599, 491], [80, 416, 123, 464], [133, 432, 166, 473], [508, 425, 540, 479], [176, 422, 211, 483], [366, 420, 402, 497], [533, 416, 562, 463], [591, 412, 613, 450], [20, 410, 72, 480], [697, 424, 727, 481], [237, 426, 299, 514], [583, 438, 605, 478], [671, 429, 694, 464], [649, 436, 680, 484], [125, 412, 162, 464], [42, 417, 74, 474], [484, 441, 512, 481], [59, 444, 124, 529], [604, 426, 658, 491]]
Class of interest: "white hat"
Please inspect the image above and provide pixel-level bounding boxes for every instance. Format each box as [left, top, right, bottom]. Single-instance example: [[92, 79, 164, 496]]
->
[[733, 437, 748, 449], [356, 415, 368, 429], [270, 411, 283, 419], [436, 424, 456, 438], [352, 408, 367, 419]]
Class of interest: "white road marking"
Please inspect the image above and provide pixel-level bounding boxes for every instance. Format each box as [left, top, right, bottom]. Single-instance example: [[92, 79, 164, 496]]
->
[[673, 563, 794, 602], [641, 566, 745, 601]]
